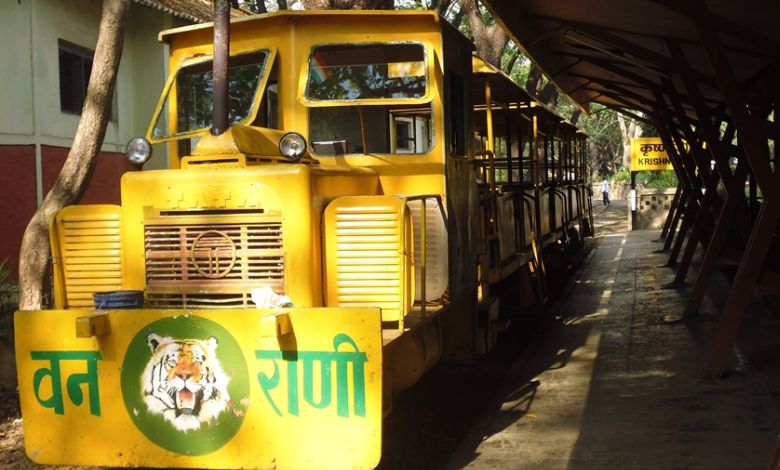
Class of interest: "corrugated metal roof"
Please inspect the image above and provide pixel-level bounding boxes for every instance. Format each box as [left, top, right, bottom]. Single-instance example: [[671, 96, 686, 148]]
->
[[482, 0, 780, 119], [134, 0, 249, 23]]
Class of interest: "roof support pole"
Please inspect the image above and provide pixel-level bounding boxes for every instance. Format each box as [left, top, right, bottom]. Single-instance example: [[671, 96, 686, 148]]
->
[[663, 79, 716, 189], [583, 88, 653, 117], [666, 176, 695, 266], [671, 172, 719, 284], [684, 159, 748, 316], [661, 81, 723, 285], [607, 106, 653, 126], [652, 118, 686, 251], [653, 92, 702, 266], [694, 8, 772, 195], [664, 41, 751, 314], [663, 186, 687, 251], [707, 184, 779, 377], [629, 97, 685, 248], [654, 93, 698, 195], [589, 79, 660, 111], [659, 184, 683, 241], [653, 95, 695, 255], [505, 91, 514, 185], [694, 5, 778, 378]]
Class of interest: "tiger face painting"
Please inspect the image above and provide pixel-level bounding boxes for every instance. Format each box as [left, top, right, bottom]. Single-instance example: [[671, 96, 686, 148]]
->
[[142, 333, 231, 432]]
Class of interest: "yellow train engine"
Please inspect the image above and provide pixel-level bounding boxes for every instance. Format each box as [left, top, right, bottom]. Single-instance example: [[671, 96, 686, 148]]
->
[[14, 10, 590, 469]]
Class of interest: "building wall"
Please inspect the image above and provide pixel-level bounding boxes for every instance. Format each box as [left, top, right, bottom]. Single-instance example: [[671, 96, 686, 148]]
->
[[41, 146, 137, 203], [634, 188, 676, 230], [0, 0, 186, 272], [0, 2, 35, 137], [0, 146, 37, 273], [0, 0, 175, 156]]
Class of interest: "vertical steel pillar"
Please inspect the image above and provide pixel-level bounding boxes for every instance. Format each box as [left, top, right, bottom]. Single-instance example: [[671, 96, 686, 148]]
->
[[211, 0, 230, 136]]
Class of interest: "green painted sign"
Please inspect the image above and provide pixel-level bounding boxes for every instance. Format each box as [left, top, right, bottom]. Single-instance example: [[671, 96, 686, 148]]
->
[[255, 333, 367, 418], [31, 350, 102, 416]]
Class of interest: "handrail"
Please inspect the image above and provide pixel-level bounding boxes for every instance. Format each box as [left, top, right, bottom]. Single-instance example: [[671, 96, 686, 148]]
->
[[397, 194, 448, 325], [553, 188, 570, 226], [473, 149, 497, 194]]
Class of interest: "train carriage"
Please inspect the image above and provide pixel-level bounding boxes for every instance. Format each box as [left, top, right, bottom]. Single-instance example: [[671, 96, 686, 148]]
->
[[14, 10, 590, 469]]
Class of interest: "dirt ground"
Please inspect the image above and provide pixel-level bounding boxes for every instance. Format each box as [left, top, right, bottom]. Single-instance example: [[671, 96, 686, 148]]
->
[[0, 390, 29, 469]]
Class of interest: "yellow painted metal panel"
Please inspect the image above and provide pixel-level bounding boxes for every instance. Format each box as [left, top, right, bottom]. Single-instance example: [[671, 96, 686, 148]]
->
[[630, 137, 676, 171], [15, 307, 382, 469], [51, 205, 124, 309], [323, 197, 413, 323]]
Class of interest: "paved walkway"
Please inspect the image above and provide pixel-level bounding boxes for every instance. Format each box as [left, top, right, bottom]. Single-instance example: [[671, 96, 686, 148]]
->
[[449, 200, 780, 469]]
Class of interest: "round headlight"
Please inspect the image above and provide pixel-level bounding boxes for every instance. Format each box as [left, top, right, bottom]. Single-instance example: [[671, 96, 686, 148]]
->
[[126, 137, 152, 165], [279, 132, 307, 161]]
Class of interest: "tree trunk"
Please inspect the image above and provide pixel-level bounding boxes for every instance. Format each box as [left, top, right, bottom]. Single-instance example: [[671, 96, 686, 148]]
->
[[502, 49, 519, 74], [460, 0, 507, 67], [253, 0, 268, 13], [18, 0, 129, 311], [430, 0, 453, 15], [301, 0, 394, 9], [617, 113, 641, 168]]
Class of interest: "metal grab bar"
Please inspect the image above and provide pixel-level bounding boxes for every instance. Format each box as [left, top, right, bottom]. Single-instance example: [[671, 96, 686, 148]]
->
[[553, 188, 570, 227], [473, 149, 497, 194], [397, 194, 448, 325]]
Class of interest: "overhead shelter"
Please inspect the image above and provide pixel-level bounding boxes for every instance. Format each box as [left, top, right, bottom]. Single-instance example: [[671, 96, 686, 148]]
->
[[480, 0, 780, 378]]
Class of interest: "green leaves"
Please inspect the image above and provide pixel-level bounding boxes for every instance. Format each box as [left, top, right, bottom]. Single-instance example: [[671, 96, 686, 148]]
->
[[0, 258, 18, 304]]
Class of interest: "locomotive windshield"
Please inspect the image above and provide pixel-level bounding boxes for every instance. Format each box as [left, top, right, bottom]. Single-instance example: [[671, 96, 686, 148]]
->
[[305, 43, 433, 155], [304, 43, 426, 101], [150, 50, 270, 140]]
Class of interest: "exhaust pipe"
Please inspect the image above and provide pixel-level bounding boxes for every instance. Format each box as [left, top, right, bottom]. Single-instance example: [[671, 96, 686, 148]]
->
[[212, 0, 230, 136]]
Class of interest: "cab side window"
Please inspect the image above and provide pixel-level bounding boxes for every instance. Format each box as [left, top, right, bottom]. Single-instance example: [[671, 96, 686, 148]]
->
[[253, 59, 280, 129]]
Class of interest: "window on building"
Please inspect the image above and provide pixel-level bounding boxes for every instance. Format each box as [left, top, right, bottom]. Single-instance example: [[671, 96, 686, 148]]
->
[[59, 40, 94, 114]]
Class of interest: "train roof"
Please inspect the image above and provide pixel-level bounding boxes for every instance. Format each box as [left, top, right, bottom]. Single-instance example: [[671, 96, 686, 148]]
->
[[472, 56, 584, 138], [157, 9, 443, 43]]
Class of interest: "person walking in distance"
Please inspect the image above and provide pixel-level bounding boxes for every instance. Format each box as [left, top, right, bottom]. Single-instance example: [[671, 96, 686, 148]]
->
[[602, 178, 610, 205]]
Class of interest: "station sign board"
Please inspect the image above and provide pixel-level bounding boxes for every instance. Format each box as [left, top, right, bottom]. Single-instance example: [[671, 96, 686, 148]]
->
[[630, 137, 675, 171]]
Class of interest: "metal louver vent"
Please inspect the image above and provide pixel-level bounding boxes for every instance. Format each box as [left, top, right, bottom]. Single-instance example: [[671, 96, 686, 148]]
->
[[144, 220, 284, 308], [324, 197, 410, 323], [54, 207, 123, 308]]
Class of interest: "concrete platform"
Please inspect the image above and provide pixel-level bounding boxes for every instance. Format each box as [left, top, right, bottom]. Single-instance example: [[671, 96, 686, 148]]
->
[[448, 200, 780, 469]]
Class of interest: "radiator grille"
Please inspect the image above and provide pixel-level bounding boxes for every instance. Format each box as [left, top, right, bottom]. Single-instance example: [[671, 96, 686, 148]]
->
[[145, 221, 284, 308], [145, 292, 254, 309]]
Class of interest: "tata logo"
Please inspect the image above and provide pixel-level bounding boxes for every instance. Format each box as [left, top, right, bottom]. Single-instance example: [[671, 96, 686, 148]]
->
[[189, 230, 237, 279]]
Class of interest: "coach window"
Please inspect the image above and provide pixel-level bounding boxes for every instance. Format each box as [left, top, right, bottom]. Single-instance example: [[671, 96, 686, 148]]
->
[[305, 43, 433, 156]]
